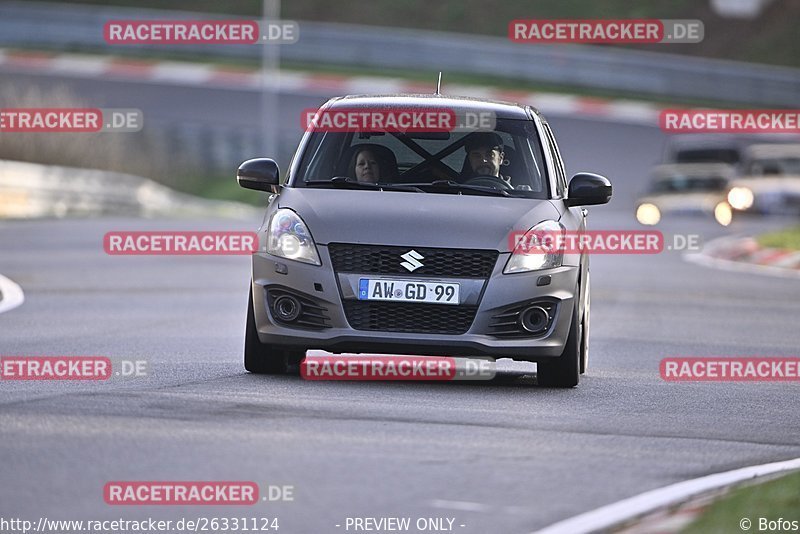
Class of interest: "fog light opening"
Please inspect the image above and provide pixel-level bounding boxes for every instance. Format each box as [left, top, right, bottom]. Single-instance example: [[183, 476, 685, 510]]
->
[[519, 306, 550, 334], [273, 295, 302, 322]]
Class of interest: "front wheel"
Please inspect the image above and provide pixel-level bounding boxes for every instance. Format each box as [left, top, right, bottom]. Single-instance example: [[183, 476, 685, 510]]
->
[[537, 295, 582, 388], [580, 273, 590, 375], [244, 288, 303, 375]]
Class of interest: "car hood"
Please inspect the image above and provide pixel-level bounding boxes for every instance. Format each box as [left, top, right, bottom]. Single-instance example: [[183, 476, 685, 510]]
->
[[637, 192, 724, 212], [277, 188, 561, 252]]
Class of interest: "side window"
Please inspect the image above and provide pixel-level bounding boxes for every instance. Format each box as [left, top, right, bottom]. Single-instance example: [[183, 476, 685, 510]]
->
[[542, 123, 567, 197]]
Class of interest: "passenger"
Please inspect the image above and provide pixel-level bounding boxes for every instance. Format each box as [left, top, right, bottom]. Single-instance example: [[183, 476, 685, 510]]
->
[[353, 148, 381, 183], [348, 145, 398, 183]]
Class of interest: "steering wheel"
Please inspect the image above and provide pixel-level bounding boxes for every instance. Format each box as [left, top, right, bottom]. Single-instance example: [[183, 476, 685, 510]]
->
[[463, 175, 513, 190]]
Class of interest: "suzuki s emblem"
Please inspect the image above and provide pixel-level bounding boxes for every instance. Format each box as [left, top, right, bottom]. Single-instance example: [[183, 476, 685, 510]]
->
[[400, 250, 424, 272]]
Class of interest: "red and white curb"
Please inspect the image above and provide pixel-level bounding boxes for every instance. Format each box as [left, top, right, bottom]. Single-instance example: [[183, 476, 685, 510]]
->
[[0, 48, 662, 126], [0, 273, 25, 314], [685, 235, 800, 279], [614, 489, 739, 534], [533, 457, 800, 534]]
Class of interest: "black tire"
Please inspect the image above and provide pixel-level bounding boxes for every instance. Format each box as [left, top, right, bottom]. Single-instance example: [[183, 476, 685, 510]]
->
[[244, 288, 303, 375], [537, 295, 582, 388]]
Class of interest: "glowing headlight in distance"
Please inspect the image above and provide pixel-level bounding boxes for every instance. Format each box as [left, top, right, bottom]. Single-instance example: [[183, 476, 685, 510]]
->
[[636, 203, 661, 226], [727, 187, 754, 210], [267, 208, 321, 265], [714, 202, 733, 226]]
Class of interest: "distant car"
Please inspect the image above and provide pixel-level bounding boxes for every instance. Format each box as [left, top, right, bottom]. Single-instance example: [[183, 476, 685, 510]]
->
[[726, 144, 800, 216], [662, 133, 800, 167], [236, 94, 612, 387], [662, 134, 745, 167], [635, 163, 734, 226]]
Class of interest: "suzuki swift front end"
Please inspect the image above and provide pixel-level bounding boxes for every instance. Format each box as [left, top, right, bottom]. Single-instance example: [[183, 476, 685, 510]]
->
[[238, 95, 612, 387]]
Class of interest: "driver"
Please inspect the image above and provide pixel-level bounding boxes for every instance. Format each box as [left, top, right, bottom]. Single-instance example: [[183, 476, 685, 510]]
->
[[464, 131, 512, 186]]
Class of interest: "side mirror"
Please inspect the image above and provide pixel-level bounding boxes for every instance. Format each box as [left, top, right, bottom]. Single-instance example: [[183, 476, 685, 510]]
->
[[237, 158, 280, 193], [565, 172, 612, 207]]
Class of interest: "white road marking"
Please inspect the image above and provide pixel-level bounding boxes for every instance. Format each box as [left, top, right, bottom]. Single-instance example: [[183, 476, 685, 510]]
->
[[151, 62, 213, 84], [0, 273, 24, 314], [50, 54, 110, 75], [532, 457, 800, 534], [346, 76, 403, 94], [429, 499, 529, 516], [429, 499, 492, 513]]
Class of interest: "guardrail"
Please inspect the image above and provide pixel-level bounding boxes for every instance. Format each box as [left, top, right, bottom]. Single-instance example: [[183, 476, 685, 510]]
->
[[0, 159, 260, 219], [1, 1, 800, 107]]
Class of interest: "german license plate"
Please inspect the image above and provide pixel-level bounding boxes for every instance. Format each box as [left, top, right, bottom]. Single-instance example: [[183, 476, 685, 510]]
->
[[358, 279, 460, 305]]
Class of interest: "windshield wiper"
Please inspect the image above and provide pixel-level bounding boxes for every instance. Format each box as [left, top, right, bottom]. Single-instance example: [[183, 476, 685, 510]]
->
[[406, 180, 511, 197], [305, 177, 424, 192]]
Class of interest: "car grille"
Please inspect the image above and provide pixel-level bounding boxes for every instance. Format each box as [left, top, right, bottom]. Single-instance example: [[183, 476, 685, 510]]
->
[[328, 243, 498, 278], [342, 301, 478, 334]]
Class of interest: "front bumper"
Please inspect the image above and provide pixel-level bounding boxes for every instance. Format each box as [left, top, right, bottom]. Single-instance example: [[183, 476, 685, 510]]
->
[[252, 246, 579, 362]]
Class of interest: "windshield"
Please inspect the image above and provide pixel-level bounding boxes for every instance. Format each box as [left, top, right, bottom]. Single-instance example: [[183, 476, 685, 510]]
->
[[745, 157, 800, 176], [292, 117, 550, 198], [650, 175, 729, 193], [674, 148, 740, 165]]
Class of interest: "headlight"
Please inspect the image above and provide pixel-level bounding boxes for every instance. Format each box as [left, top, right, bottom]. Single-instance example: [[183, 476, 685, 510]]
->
[[728, 187, 754, 210], [504, 220, 564, 274], [636, 203, 661, 225], [266, 208, 321, 265], [714, 201, 733, 226]]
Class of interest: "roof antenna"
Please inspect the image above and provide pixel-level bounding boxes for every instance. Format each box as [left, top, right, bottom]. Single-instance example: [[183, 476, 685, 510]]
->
[[435, 72, 442, 95]]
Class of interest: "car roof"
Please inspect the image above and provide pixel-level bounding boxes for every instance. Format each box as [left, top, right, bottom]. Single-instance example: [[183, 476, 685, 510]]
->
[[324, 94, 538, 121], [652, 163, 735, 178], [745, 143, 800, 159]]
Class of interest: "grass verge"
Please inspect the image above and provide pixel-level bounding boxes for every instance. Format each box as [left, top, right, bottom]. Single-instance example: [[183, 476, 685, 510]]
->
[[682, 470, 800, 533], [757, 227, 800, 251]]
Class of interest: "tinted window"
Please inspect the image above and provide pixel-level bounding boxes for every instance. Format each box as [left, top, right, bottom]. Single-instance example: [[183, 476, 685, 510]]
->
[[651, 176, 729, 193], [675, 148, 740, 164], [746, 157, 800, 176]]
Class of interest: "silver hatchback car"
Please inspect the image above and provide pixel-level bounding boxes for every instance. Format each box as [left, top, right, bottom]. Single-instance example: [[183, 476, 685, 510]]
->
[[238, 95, 611, 387]]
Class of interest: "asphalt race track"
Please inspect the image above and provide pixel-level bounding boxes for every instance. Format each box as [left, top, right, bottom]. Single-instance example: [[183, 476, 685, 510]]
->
[[1, 71, 800, 533]]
